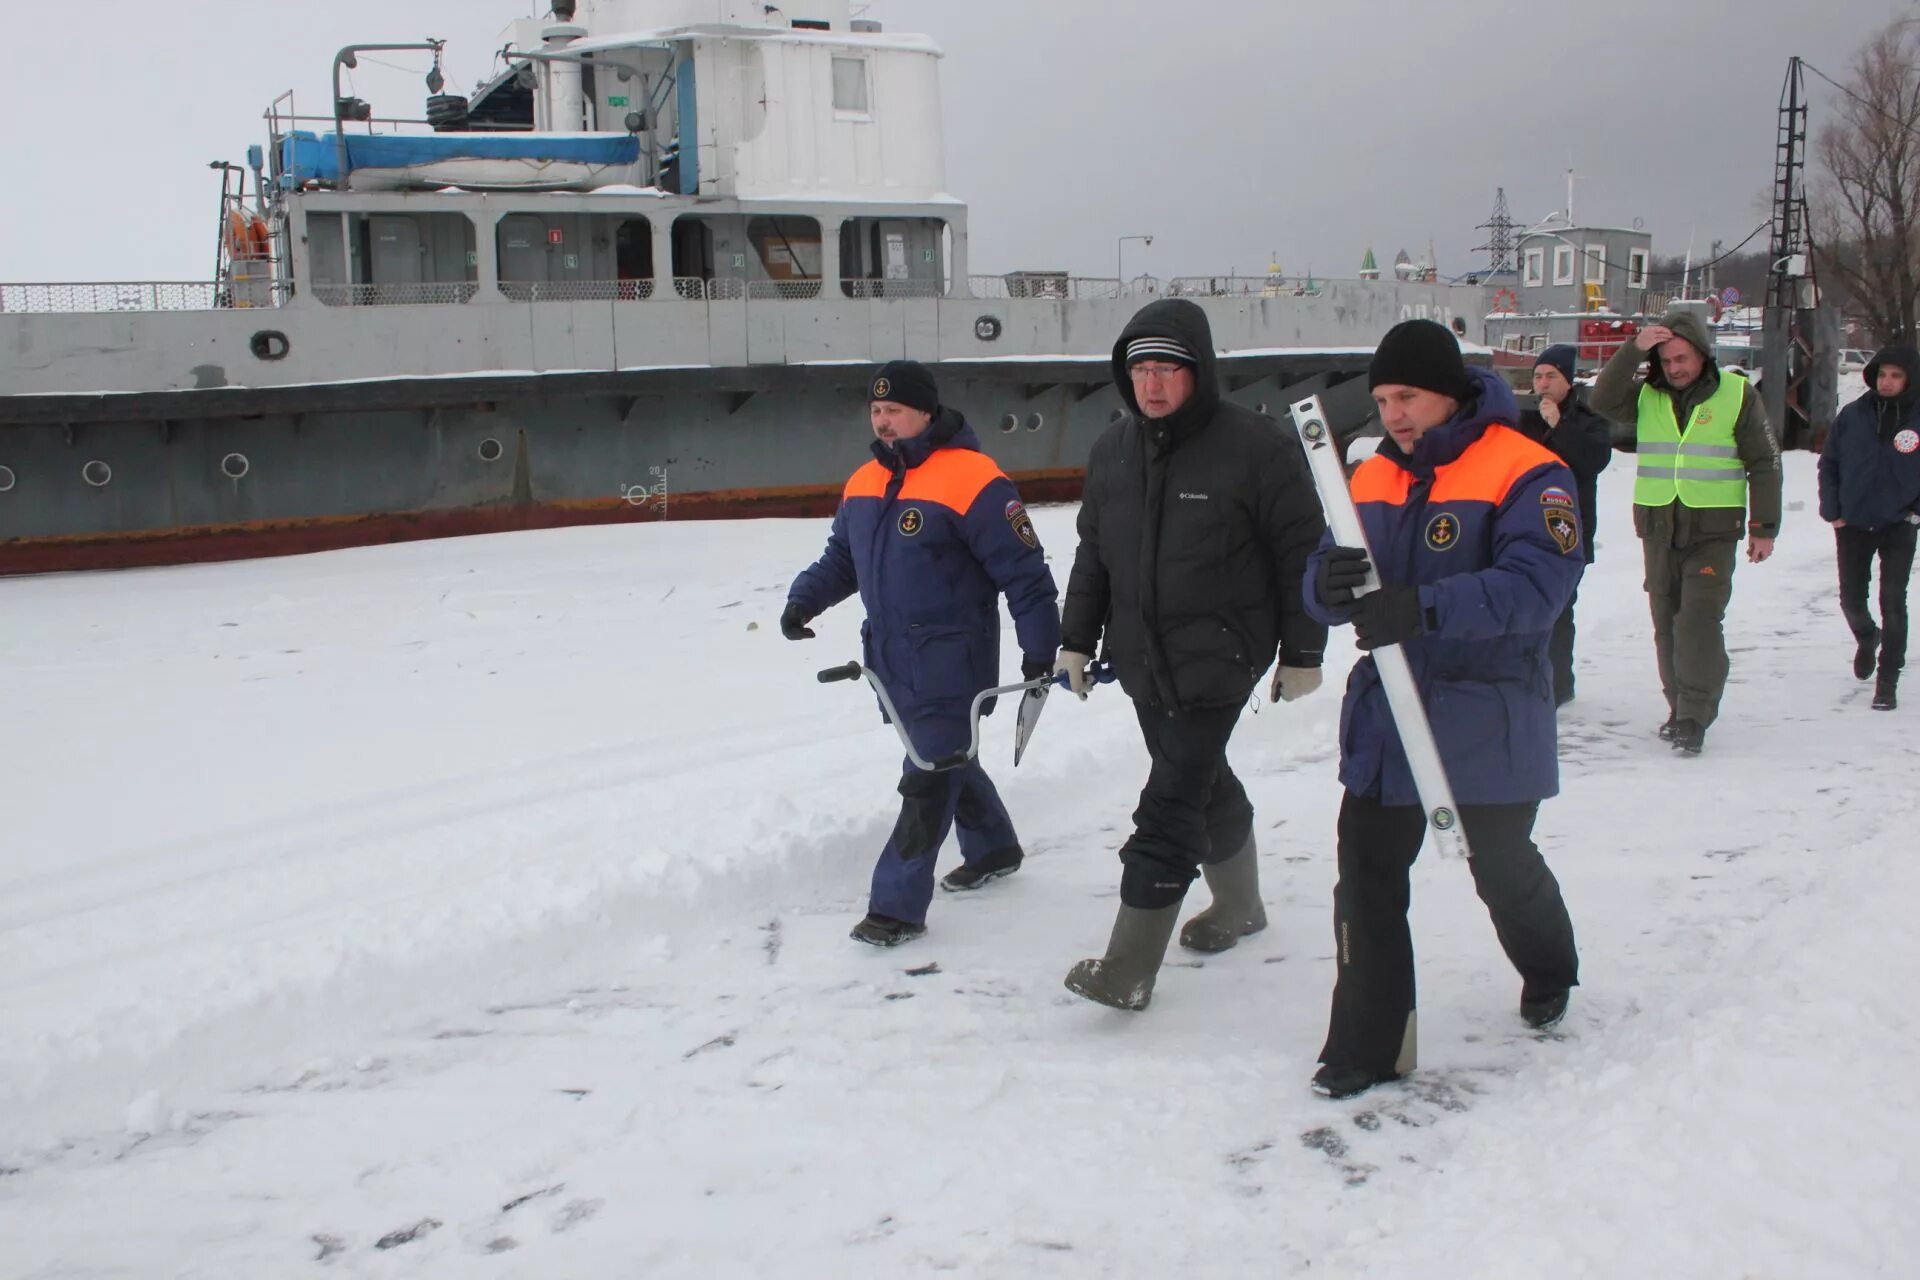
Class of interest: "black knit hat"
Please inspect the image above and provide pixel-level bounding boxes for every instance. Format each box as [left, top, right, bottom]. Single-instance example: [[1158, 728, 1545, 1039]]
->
[[1535, 344, 1577, 384], [1368, 319, 1472, 399], [869, 360, 939, 415]]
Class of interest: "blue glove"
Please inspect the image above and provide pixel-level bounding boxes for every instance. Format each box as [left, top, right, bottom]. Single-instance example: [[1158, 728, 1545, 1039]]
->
[[1022, 655, 1054, 682]]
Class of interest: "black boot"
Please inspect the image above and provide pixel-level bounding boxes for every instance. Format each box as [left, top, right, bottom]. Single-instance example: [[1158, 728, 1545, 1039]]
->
[[1657, 715, 1679, 741], [1521, 990, 1571, 1030], [1855, 628, 1881, 681], [1873, 673, 1898, 711], [850, 913, 926, 947], [940, 844, 1023, 892], [1310, 1063, 1397, 1100], [1669, 718, 1705, 755]]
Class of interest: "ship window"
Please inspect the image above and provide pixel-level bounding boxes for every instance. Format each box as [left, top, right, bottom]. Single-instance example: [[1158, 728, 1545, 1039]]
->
[[1584, 244, 1606, 286], [1523, 247, 1545, 288], [0, 465, 14, 493], [1552, 245, 1575, 286], [1628, 248, 1650, 289], [832, 57, 869, 114]]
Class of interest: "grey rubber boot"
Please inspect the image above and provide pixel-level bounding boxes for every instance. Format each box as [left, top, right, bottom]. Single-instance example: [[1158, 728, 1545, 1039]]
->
[[1179, 834, 1268, 953], [1063, 904, 1182, 1011]]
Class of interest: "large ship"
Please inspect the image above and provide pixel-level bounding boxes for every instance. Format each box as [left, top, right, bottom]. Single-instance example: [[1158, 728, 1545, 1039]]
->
[[0, 0, 1488, 574]]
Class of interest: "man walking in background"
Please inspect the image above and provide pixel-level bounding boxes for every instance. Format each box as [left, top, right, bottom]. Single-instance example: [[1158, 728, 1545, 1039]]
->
[[1591, 309, 1781, 754], [1516, 343, 1613, 706], [1819, 343, 1920, 710]]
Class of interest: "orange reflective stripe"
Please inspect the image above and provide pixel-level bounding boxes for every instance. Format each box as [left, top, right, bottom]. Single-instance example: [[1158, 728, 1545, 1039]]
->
[[843, 459, 892, 501], [898, 450, 1006, 515], [1350, 455, 1412, 504], [1430, 424, 1560, 505]]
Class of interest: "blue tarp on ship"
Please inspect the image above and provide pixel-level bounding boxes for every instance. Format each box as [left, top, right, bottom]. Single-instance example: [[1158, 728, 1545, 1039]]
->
[[279, 131, 640, 184]]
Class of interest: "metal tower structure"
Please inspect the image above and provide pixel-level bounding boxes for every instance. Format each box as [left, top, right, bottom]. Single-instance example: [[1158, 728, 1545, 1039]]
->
[[1474, 187, 1516, 276], [1762, 56, 1834, 449]]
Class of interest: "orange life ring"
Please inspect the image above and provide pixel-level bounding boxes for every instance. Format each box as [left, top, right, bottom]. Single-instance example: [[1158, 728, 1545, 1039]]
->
[[1491, 286, 1519, 313], [225, 210, 271, 261]]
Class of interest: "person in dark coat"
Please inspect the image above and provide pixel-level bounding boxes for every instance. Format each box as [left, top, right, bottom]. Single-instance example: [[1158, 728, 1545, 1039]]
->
[[1303, 320, 1584, 1100], [784, 361, 1062, 946], [1818, 343, 1920, 710], [1516, 344, 1614, 705], [1056, 298, 1328, 1010]]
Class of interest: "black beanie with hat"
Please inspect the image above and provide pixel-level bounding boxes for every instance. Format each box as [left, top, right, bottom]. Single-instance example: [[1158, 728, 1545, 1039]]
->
[[869, 360, 939, 415], [1368, 319, 1472, 400]]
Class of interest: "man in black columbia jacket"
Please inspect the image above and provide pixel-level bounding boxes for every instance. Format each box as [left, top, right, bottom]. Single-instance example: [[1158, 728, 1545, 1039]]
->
[[1058, 298, 1328, 1010]]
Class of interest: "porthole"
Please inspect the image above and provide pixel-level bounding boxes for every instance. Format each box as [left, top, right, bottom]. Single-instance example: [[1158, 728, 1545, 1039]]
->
[[1255, 402, 1269, 416], [250, 330, 290, 361], [998, 413, 1018, 434], [221, 452, 249, 479], [1024, 412, 1044, 432], [974, 315, 1002, 342], [477, 437, 504, 462], [82, 460, 112, 488], [0, 465, 14, 493]]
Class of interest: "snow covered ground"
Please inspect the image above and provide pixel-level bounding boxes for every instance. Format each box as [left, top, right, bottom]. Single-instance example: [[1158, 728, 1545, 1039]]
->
[[3, 454, 1915, 1278]]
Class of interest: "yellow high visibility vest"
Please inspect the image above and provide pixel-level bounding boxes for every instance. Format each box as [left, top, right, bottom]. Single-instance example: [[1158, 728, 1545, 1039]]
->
[[1633, 370, 1748, 509]]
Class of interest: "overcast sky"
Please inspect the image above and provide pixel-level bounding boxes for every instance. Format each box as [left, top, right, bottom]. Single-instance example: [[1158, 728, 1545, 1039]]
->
[[0, 0, 1906, 284]]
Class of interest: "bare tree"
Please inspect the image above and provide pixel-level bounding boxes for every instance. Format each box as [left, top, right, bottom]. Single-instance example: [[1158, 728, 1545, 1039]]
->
[[1815, 18, 1920, 343]]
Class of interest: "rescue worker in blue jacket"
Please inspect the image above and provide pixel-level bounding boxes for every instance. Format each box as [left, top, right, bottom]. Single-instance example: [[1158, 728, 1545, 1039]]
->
[[783, 361, 1062, 946], [1302, 320, 1585, 1100]]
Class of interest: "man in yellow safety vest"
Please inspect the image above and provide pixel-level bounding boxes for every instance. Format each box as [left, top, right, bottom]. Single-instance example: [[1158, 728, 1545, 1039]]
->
[[1592, 308, 1782, 755]]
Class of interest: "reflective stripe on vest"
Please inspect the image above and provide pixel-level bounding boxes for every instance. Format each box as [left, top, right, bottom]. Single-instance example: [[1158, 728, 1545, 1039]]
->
[[1633, 370, 1749, 509]]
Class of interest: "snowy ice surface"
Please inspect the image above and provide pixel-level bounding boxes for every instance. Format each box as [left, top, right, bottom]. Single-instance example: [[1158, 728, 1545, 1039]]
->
[[2, 455, 1915, 1277]]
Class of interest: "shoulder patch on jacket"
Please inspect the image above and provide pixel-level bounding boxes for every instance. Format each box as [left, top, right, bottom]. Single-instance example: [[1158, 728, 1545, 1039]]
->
[[898, 449, 1007, 515], [1431, 424, 1564, 505], [1543, 506, 1580, 554]]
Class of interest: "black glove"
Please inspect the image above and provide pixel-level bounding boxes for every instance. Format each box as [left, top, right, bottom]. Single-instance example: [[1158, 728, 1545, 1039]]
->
[[1315, 546, 1372, 607], [1021, 655, 1053, 682], [1351, 583, 1425, 651], [779, 602, 815, 641]]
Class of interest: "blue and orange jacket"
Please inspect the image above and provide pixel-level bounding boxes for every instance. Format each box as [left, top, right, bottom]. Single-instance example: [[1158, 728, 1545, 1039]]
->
[[788, 410, 1061, 713], [1305, 368, 1585, 805]]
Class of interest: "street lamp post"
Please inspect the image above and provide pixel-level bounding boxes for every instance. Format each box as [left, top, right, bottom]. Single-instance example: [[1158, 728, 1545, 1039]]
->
[[1118, 234, 1154, 296]]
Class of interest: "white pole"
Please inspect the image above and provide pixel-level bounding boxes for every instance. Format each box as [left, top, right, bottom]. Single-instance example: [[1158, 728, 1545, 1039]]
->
[[1288, 396, 1472, 859]]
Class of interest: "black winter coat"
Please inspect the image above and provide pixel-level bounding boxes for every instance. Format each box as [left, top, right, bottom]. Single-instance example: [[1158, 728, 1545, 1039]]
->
[[1516, 392, 1613, 562], [1061, 299, 1328, 711], [1819, 344, 1920, 531]]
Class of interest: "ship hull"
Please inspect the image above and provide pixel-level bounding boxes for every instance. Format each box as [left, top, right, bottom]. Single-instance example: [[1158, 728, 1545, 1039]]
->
[[0, 353, 1368, 574]]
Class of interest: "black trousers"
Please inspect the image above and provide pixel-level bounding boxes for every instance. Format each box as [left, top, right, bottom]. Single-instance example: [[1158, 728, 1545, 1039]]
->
[[1549, 584, 1580, 701], [1116, 700, 1254, 909], [1837, 523, 1918, 674], [1320, 791, 1580, 1073]]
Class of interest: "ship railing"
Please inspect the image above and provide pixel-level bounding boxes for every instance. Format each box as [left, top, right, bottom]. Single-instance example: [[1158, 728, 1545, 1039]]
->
[[0, 280, 294, 314], [1167, 274, 1326, 298], [966, 275, 1124, 301], [497, 279, 658, 302], [749, 279, 825, 300], [673, 276, 743, 301], [840, 279, 944, 299], [312, 282, 481, 307]]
